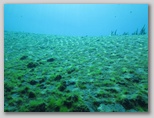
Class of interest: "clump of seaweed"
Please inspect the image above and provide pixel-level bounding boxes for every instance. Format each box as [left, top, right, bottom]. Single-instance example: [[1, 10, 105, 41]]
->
[[20, 55, 28, 60], [132, 28, 138, 35], [120, 25, 147, 36], [123, 32, 129, 35], [27, 62, 38, 68], [139, 25, 146, 35], [111, 30, 117, 36]]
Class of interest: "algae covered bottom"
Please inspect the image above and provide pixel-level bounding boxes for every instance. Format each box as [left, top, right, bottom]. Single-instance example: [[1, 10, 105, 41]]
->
[[4, 31, 148, 112]]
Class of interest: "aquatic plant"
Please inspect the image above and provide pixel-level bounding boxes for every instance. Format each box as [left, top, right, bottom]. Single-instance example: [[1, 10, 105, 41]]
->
[[28, 99, 46, 112], [58, 80, 67, 91], [67, 68, 76, 74], [110, 77, 116, 82], [71, 103, 90, 112], [47, 92, 82, 112], [48, 97, 56, 108], [28, 91, 36, 98], [96, 89, 106, 98], [132, 28, 138, 35], [97, 103, 125, 112], [47, 96, 63, 111], [60, 106, 69, 112], [76, 80, 87, 89], [47, 58, 55, 62], [102, 79, 115, 86], [19, 86, 30, 94], [19, 106, 29, 112], [139, 25, 146, 35], [123, 32, 129, 35], [54, 75, 62, 81], [27, 62, 38, 68], [117, 94, 127, 102], [20, 55, 28, 60], [111, 30, 117, 36], [122, 67, 129, 73]]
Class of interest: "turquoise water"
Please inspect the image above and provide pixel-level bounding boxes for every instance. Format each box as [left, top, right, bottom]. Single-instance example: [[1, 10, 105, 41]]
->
[[4, 4, 148, 112], [4, 4, 148, 36]]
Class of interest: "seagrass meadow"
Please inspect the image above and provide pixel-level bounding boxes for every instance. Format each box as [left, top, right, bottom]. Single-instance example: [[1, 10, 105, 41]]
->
[[4, 31, 148, 112]]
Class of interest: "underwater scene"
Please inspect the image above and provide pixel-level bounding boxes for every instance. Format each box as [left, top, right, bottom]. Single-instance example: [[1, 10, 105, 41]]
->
[[4, 4, 148, 112]]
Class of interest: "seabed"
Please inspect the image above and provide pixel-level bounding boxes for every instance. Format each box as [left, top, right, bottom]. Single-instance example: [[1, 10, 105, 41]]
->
[[4, 31, 148, 112]]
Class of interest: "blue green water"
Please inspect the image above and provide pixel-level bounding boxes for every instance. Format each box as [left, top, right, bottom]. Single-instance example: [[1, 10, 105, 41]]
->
[[4, 4, 148, 36]]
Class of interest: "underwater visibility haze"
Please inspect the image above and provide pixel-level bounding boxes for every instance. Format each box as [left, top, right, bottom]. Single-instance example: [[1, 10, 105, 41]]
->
[[4, 4, 148, 112], [4, 4, 148, 36]]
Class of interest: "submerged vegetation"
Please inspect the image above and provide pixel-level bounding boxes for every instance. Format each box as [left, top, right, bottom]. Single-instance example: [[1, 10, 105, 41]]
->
[[4, 31, 148, 112], [111, 25, 147, 36]]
